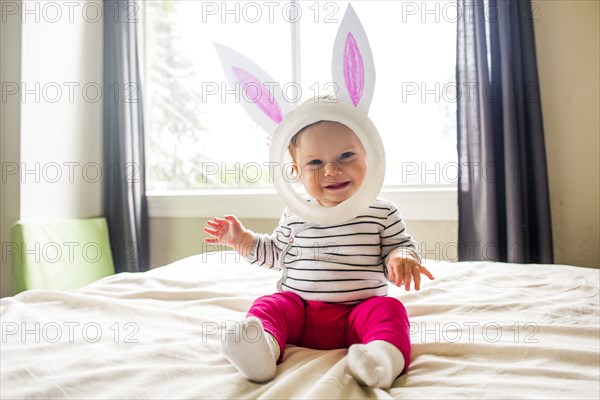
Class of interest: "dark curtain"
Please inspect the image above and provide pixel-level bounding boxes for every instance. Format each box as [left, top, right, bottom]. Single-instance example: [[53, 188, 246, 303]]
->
[[456, 0, 553, 263], [103, 0, 149, 272]]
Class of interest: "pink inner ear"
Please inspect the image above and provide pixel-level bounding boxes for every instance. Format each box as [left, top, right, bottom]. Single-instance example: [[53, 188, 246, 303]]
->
[[343, 32, 364, 107], [231, 66, 282, 123]]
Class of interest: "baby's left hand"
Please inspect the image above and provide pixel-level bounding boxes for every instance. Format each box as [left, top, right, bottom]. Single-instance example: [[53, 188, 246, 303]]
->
[[386, 252, 434, 291]]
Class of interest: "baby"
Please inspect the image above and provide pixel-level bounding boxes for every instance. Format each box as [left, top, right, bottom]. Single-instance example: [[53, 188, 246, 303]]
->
[[204, 121, 434, 388]]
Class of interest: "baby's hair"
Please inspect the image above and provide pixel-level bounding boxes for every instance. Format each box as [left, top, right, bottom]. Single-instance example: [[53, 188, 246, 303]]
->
[[288, 120, 342, 165], [287, 94, 340, 165]]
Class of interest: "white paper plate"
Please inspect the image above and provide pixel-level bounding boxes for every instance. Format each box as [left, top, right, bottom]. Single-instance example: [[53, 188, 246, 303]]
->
[[270, 101, 385, 225]]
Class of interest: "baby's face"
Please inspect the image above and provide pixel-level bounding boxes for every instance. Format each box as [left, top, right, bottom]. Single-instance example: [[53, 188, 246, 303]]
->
[[294, 123, 367, 207]]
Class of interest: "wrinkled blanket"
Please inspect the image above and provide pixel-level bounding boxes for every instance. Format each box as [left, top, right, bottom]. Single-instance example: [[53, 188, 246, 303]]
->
[[1, 252, 599, 399]]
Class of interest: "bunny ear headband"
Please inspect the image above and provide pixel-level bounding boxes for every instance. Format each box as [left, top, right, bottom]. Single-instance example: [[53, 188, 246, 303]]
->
[[215, 4, 385, 225]]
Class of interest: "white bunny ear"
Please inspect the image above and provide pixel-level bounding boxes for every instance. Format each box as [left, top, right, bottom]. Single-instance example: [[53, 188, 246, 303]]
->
[[331, 4, 375, 114], [214, 42, 291, 138]]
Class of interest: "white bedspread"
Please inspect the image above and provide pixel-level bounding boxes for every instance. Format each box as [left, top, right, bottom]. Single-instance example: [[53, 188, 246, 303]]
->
[[1, 252, 599, 399]]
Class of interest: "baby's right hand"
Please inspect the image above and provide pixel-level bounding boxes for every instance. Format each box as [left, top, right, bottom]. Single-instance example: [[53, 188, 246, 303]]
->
[[203, 215, 246, 249]]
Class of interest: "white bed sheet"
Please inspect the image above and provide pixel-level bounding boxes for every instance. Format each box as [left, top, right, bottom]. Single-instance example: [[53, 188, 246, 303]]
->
[[1, 251, 599, 399]]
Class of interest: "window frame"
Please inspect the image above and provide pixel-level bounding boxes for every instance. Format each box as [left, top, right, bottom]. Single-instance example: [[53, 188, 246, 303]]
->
[[147, 185, 457, 220]]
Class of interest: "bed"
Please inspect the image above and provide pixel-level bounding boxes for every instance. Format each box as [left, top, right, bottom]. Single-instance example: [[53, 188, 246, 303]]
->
[[1, 251, 598, 399]]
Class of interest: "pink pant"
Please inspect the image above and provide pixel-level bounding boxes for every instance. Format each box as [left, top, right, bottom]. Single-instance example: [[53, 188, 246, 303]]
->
[[247, 292, 411, 372]]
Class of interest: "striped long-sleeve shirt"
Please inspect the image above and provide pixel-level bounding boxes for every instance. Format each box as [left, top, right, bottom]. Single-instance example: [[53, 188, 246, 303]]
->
[[244, 198, 421, 304]]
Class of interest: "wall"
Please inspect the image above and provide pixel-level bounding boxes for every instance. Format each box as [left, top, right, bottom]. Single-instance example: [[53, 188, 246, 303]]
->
[[19, 0, 104, 220], [149, 217, 458, 268], [0, 0, 23, 298], [534, 0, 600, 267], [0, 0, 104, 297]]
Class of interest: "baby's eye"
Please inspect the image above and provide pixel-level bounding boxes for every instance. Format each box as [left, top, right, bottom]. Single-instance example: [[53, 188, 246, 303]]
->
[[308, 159, 323, 166], [340, 152, 354, 160]]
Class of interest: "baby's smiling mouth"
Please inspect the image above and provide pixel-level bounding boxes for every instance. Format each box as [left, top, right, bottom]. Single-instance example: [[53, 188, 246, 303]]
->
[[324, 181, 351, 190]]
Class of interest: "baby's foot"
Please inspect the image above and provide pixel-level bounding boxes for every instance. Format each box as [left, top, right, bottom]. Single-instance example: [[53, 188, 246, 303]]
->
[[348, 341, 405, 389], [221, 317, 278, 382]]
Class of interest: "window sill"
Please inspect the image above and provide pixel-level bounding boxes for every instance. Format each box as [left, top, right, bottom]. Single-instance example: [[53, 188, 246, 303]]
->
[[147, 185, 457, 221]]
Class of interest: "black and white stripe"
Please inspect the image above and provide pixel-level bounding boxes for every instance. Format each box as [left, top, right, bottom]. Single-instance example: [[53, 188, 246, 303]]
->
[[244, 198, 420, 303]]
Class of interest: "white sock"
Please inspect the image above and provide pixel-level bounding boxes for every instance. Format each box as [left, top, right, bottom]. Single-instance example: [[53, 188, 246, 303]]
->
[[348, 340, 405, 389], [221, 317, 279, 382]]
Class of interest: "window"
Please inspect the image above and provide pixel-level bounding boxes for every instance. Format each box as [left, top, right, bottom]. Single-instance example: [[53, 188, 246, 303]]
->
[[143, 0, 458, 219], [144, 0, 290, 190], [298, 1, 457, 186]]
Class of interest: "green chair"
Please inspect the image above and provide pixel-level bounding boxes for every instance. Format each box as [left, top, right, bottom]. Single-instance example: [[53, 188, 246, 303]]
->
[[11, 218, 115, 294]]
